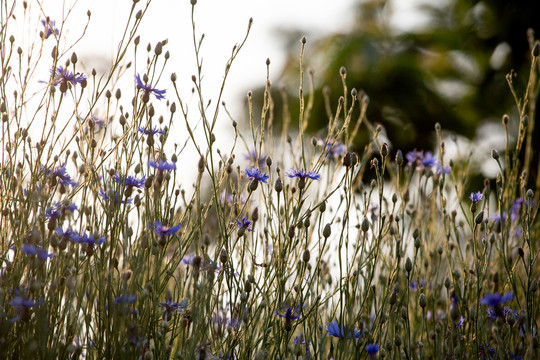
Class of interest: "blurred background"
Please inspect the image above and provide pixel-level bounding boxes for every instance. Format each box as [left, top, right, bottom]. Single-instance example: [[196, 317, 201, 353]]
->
[[24, 0, 540, 184]]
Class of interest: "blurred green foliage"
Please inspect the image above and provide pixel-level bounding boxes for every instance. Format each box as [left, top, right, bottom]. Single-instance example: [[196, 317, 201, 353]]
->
[[253, 0, 540, 157]]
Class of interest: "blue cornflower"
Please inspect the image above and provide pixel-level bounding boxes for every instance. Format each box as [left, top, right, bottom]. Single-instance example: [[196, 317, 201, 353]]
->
[[149, 221, 181, 237], [99, 189, 132, 205], [56, 227, 81, 243], [48, 163, 76, 187], [324, 139, 347, 159], [274, 303, 301, 320], [213, 313, 241, 332], [293, 334, 310, 355], [8, 295, 43, 322], [235, 217, 252, 232], [366, 343, 379, 356], [456, 316, 465, 326], [406, 150, 438, 167], [45, 201, 78, 220], [326, 320, 361, 340], [41, 19, 59, 39], [480, 292, 513, 307], [511, 198, 523, 222], [22, 243, 54, 260], [478, 343, 496, 359], [469, 191, 483, 204], [115, 294, 137, 304], [245, 149, 267, 168], [286, 169, 321, 181], [79, 233, 106, 246], [244, 167, 269, 183], [481, 292, 513, 318], [159, 298, 188, 320], [51, 66, 86, 86], [137, 126, 165, 136], [135, 74, 166, 100], [113, 174, 146, 189], [149, 159, 176, 172]]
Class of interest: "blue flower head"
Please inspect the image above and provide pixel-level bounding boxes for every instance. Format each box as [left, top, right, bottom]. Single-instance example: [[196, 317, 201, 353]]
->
[[469, 191, 483, 204], [135, 74, 166, 100], [326, 320, 360, 339], [47, 163, 76, 187], [286, 169, 321, 181], [149, 159, 176, 172], [406, 150, 438, 167], [137, 126, 165, 136], [159, 298, 188, 320], [99, 189, 132, 205], [115, 294, 137, 304], [244, 149, 267, 168], [366, 343, 379, 355], [480, 292, 513, 318], [56, 227, 81, 243], [149, 221, 181, 237], [22, 243, 54, 260], [51, 66, 86, 87], [275, 303, 301, 321], [113, 174, 146, 189], [235, 217, 252, 232], [244, 167, 269, 183], [79, 233, 106, 246], [41, 19, 59, 39]]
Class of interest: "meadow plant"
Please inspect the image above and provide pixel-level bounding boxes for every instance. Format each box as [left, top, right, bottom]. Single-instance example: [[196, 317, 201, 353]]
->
[[0, 1, 539, 359]]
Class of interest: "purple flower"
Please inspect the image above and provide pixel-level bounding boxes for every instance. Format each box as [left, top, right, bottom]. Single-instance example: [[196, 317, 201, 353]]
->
[[286, 169, 320, 181], [113, 174, 146, 189], [137, 126, 165, 136], [159, 298, 188, 320], [51, 66, 86, 86], [293, 334, 310, 355], [480, 292, 513, 307], [478, 343, 496, 359], [469, 191, 483, 204], [44, 201, 78, 220], [47, 163, 76, 187], [149, 221, 181, 237], [326, 321, 361, 339], [456, 316, 465, 326], [99, 189, 132, 205], [8, 295, 43, 322], [511, 198, 523, 222], [41, 19, 59, 39], [22, 243, 54, 260], [135, 74, 166, 100], [244, 167, 269, 183], [235, 217, 252, 232], [115, 294, 137, 304], [245, 149, 267, 168], [56, 227, 81, 243], [366, 344, 379, 355], [406, 150, 438, 167], [322, 139, 347, 159], [274, 304, 301, 320], [79, 233, 106, 246], [213, 313, 241, 332], [149, 159, 176, 172]]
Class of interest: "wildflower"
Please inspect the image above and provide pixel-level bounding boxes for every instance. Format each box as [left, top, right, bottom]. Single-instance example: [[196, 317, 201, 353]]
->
[[274, 304, 301, 320], [113, 174, 146, 189], [275, 304, 301, 331], [9, 295, 43, 322], [286, 169, 321, 181], [149, 159, 176, 172], [236, 216, 252, 229], [293, 334, 310, 356], [159, 298, 188, 320], [137, 126, 165, 136], [213, 313, 240, 334], [81, 115, 108, 134], [47, 163, 77, 187], [44, 201, 77, 220], [22, 243, 54, 260], [244, 167, 269, 183], [149, 221, 181, 237], [56, 227, 81, 243], [135, 74, 166, 100], [41, 19, 59, 39], [115, 294, 137, 304], [511, 198, 523, 222], [99, 189, 132, 205], [480, 292, 513, 317], [478, 343, 496, 359], [469, 191, 483, 204], [456, 316, 465, 326], [317, 138, 347, 159], [244, 149, 267, 168], [79, 233, 106, 246], [406, 150, 437, 167], [51, 66, 86, 87], [366, 343, 379, 356], [326, 320, 361, 339]]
